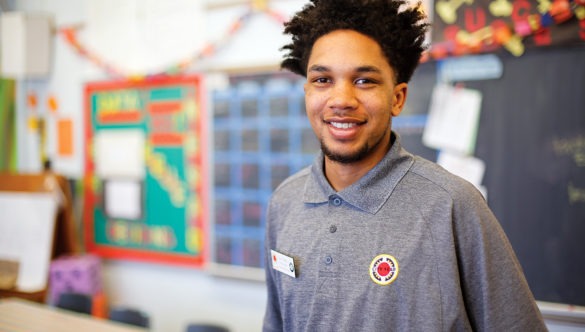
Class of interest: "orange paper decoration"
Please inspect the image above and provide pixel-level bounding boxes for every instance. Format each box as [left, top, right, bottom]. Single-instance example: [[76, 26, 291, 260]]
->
[[47, 95, 59, 113], [57, 118, 74, 156], [27, 93, 38, 109]]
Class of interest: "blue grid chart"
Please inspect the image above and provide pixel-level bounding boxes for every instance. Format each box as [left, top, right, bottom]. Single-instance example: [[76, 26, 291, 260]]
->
[[212, 72, 320, 269]]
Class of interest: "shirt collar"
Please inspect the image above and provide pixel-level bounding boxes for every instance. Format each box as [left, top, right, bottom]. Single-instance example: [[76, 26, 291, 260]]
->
[[302, 131, 414, 214]]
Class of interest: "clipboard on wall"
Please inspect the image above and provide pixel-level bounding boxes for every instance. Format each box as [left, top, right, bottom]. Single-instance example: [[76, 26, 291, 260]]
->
[[0, 172, 78, 303]]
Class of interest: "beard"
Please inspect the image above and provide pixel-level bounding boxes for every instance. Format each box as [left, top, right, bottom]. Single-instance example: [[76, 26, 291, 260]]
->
[[320, 133, 388, 164]]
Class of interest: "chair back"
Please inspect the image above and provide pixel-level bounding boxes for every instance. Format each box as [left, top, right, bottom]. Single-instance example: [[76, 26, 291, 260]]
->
[[56, 292, 92, 314], [186, 323, 229, 332], [109, 307, 150, 328]]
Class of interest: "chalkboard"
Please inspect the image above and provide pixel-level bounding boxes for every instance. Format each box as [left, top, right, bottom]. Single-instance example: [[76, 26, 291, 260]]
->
[[402, 46, 585, 307]]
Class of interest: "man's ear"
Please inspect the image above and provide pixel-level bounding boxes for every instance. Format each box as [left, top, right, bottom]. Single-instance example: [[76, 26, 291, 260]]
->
[[391, 83, 408, 117]]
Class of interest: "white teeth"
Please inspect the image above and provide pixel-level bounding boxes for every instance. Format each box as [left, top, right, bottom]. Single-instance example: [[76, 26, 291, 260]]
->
[[330, 122, 355, 129]]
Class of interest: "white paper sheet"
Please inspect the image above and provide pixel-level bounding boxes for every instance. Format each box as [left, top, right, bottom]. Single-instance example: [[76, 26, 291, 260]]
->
[[104, 180, 142, 220], [0, 193, 58, 292], [423, 84, 483, 155], [437, 151, 486, 188], [94, 129, 145, 179]]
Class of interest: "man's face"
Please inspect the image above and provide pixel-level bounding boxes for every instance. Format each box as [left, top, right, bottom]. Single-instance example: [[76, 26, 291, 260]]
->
[[304, 29, 407, 165]]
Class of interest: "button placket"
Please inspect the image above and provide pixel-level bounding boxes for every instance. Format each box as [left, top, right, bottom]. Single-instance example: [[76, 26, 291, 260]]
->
[[322, 197, 341, 271], [329, 195, 342, 206]]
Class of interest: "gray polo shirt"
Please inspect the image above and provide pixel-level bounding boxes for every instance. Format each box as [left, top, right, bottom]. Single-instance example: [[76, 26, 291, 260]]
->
[[263, 132, 546, 332]]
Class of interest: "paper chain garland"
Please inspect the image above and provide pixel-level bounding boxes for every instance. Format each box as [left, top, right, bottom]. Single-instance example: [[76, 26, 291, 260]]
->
[[59, 1, 584, 80], [59, 5, 287, 81]]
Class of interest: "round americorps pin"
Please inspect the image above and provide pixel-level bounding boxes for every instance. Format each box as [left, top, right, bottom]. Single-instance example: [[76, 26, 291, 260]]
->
[[369, 254, 399, 285]]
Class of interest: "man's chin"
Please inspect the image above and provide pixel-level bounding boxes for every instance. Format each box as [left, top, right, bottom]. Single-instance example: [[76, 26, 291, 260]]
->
[[321, 144, 368, 164]]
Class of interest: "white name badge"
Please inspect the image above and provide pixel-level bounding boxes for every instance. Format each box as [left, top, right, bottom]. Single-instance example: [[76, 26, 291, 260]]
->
[[271, 250, 296, 278]]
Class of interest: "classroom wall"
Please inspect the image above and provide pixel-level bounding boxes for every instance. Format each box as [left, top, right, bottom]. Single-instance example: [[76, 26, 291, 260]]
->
[[5, 1, 585, 332], [7, 1, 303, 331], [103, 260, 267, 332]]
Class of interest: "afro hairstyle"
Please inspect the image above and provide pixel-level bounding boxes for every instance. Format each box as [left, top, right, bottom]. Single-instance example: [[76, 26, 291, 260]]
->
[[280, 0, 429, 84]]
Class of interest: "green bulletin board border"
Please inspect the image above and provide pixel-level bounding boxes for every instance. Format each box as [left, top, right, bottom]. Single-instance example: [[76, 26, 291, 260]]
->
[[83, 76, 208, 267]]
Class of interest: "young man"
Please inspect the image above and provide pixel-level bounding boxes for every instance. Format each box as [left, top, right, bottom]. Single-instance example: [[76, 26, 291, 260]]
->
[[264, 0, 547, 331]]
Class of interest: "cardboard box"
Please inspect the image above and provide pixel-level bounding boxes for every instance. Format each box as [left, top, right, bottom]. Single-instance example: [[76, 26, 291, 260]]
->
[[0, 259, 19, 290], [0, 12, 53, 78]]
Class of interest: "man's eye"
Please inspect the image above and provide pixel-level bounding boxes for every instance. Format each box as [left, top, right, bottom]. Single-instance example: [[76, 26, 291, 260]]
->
[[355, 78, 374, 85], [313, 77, 330, 84]]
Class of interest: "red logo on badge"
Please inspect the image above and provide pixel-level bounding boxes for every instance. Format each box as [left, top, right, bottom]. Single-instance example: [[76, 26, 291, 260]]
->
[[369, 254, 399, 286], [377, 262, 391, 276]]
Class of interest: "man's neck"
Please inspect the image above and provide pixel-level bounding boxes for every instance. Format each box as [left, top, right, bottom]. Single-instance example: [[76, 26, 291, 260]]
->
[[324, 136, 393, 191], [324, 158, 375, 191]]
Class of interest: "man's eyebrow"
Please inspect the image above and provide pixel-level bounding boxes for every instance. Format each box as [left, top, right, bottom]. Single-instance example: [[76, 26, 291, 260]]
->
[[307, 65, 383, 74], [355, 65, 382, 74], [307, 65, 329, 73]]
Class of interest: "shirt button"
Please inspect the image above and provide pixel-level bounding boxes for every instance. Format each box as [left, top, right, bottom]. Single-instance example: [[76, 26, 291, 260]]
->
[[330, 195, 342, 206], [329, 225, 337, 233], [325, 256, 333, 265]]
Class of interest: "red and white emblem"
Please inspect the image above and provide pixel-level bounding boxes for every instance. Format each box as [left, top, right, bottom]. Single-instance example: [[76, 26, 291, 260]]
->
[[369, 254, 399, 285]]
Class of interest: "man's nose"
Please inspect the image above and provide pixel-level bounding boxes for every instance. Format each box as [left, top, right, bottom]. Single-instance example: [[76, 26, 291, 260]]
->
[[328, 81, 358, 110]]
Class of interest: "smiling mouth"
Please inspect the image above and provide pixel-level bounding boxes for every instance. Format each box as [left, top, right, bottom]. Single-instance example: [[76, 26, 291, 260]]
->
[[329, 122, 357, 129], [327, 120, 366, 129]]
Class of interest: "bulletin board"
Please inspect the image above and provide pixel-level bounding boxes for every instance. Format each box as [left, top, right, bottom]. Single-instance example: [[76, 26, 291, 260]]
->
[[211, 71, 320, 270], [431, 0, 585, 56], [84, 76, 208, 266]]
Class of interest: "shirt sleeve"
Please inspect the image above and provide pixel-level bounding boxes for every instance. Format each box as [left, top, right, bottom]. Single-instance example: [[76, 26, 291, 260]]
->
[[452, 188, 548, 331]]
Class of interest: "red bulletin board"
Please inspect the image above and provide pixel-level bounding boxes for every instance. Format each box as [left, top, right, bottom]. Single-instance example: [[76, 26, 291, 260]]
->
[[83, 76, 209, 267]]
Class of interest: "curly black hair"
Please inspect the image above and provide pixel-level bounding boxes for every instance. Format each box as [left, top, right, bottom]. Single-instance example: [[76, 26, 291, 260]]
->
[[280, 0, 429, 84]]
